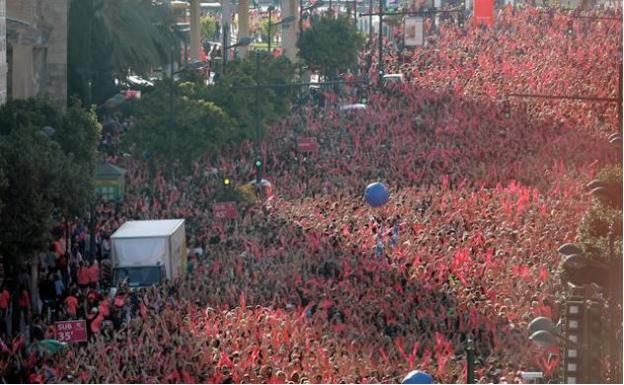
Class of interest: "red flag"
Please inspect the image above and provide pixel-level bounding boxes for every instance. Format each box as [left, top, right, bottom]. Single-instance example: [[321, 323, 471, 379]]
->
[[378, 347, 389, 365], [394, 337, 409, 364], [11, 335, 23, 355], [409, 342, 420, 368], [474, 0, 495, 27], [539, 266, 549, 283], [217, 350, 233, 368]]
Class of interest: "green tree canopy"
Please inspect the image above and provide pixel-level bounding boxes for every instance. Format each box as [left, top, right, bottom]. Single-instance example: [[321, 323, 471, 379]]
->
[[68, 0, 181, 105], [0, 127, 65, 265], [201, 15, 219, 42], [119, 52, 295, 173], [578, 164, 623, 265], [258, 19, 278, 42], [0, 97, 100, 267], [122, 80, 236, 171], [297, 16, 365, 76], [199, 52, 296, 141]]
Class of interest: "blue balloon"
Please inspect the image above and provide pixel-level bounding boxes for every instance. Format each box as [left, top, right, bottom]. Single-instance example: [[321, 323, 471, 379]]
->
[[364, 182, 390, 207], [402, 370, 434, 384]]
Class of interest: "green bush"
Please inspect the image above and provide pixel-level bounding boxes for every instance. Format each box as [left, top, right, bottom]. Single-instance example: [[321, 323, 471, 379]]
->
[[214, 183, 258, 211], [577, 164, 622, 264], [297, 15, 365, 76]]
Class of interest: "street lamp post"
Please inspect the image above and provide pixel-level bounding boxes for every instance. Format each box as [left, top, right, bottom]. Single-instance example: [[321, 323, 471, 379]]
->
[[378, 0, 383, 77], [255, 52, 262, 183], [222, 37, 253, 75], [222, 22, 229, 75], [299, 0, 304, 33], [268, 6, 274, 53]]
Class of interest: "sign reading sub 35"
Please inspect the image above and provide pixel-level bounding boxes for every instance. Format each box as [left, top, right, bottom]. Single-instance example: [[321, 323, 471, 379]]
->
[[55, 320, 88, 343]]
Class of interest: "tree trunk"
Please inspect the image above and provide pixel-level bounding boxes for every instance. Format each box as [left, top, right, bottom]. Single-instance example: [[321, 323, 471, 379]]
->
[[65, 219, 70, 254], [190, 0, 202, 61], [237, 0, 250, 58], [30, 258, 39, 315], [281, 0, 299, 61]]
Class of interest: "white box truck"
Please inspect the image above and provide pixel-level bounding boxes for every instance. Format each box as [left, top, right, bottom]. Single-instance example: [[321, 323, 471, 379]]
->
[[111, 219, 187, 287]]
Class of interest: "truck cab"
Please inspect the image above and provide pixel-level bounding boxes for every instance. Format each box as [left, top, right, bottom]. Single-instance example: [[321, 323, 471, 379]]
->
[[114, 264, 166, 288]]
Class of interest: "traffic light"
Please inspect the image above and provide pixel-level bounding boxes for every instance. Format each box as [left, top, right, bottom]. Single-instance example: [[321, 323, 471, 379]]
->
[[503, 100, 511, 119], [255, 159, 263, 183], [458, 14, 465, 29], [567, 20, 574, 36], [223, 178, 231, 186]]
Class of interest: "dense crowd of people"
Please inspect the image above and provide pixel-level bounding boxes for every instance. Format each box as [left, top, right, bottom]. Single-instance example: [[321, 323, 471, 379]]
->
[[0, 4, 621, 384]]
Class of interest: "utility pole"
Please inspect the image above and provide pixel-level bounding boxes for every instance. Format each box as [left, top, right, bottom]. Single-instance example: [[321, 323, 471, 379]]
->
[[368, 0, 373, 40], [378, 0, 383, 77], [254, 52, 262, 183], [268, 6, 274, 54], [299, 0, 304, 34], [466, 336, 475, 384], [222, 0, 231, 74]]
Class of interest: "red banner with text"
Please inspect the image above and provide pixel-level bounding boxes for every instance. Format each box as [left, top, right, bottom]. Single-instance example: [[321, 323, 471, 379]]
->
[[213, 201, 239, 220], [297, 137, 318, 153], [473, 0, 495, 27], [55, 320, 88, 343]]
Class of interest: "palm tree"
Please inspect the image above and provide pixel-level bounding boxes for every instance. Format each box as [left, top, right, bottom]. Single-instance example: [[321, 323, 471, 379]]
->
[[237, 0, 250, 58], [68, 0, 182, 105]]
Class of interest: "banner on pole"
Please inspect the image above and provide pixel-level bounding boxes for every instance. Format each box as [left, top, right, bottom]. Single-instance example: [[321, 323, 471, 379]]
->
[[122, 90, 141, 100], [473, 0, 494, 27], [297, 137, 318, 153], [213, 201, 239, 220], [55, 320, 87, 343], [404, 17, 424, 47]]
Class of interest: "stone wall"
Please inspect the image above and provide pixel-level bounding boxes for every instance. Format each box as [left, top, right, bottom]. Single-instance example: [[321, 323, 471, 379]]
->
[[39, 0, 67, 106], [6, 0, 67, 107]]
